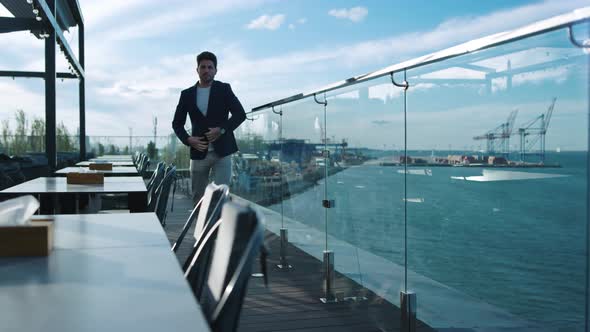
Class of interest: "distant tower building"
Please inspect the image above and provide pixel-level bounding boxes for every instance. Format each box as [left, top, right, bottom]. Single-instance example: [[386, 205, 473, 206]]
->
[[169, 133, 177, 151], [152, 116, 158, 145], [359, 86, 369, 102]]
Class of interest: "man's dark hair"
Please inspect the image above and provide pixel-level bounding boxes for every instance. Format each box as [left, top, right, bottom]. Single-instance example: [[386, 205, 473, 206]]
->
[[196, 51, 217, 68]]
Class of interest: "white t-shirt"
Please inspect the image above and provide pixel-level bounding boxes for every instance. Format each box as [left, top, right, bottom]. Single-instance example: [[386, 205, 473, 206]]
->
[[196, 85, 213, 151], [196, 85, 210, 116]]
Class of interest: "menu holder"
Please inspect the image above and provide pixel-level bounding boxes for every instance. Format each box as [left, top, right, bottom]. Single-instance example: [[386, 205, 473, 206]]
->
[[66, 172, 104, 184], [89, 163, 113, 171], [0, 218, 54, 257]]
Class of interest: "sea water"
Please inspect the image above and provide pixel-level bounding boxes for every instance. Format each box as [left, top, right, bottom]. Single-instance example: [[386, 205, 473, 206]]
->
[[269, 151, 588, 330]]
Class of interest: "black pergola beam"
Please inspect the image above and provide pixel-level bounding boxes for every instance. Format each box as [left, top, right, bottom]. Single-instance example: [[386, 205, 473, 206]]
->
[[1, 0, 85, 168], [0, 70, 76, 79], [45, 0, 56, 172], [66, 0, 84, 24], [0, 17, 44, 33], [36, 0, 84, 79], [78, 21, 85, 159]]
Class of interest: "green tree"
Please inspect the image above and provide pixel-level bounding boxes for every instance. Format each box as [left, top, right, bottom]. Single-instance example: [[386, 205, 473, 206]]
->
[[98, 143, 105, 155], [30, 117, 45, 152], [1, 119, 10, 154], [57, 122, 75, 152], [12, 109, 28, 155], [147, 141, 158, 160], [174, 144, 190, 169], [107, 144, 118, 155]]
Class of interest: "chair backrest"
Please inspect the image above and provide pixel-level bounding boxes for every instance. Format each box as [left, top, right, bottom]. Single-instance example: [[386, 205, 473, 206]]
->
[[139, 158, 151, 178], [0, 169, 15, 190], [193, 183, 230, 242], [180, 184, 230, 272], [198, 202, 265, 332], [135, 153, 146, 168], [132, 151, 140, 164], [153, 165, 176, 226], [146, 161, 166, 201], [184, 216, 223, 301], [7, 164, 26, 185], [171, 183, 229, 254], [147, 165, 166, 212]]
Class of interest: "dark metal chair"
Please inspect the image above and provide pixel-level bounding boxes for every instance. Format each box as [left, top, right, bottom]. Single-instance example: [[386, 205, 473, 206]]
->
[[0, 169, 15, 191], [99, 164, 174, 219], [99, 161, 165, 211], [139, 158, 151, 178], [146, 161, 166, 210], [171, 183, 230, 266], [153, 165, 176, 226], [186, 201, 265, 332], [134, 153, 146, 168]]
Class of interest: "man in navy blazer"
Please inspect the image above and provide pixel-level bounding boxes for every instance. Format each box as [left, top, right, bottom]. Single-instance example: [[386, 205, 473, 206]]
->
[[172, 51, 246, 203]]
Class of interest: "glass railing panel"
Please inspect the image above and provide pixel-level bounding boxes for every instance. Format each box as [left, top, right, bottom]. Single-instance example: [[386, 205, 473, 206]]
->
[[232, 110, 281, 207], [1, 135, 45, 156], [321, 76, 406, 318], [88, 135, 142, 157], [405, 25, 588, 331], [86, 135, 176, 165], [244, 98, 329, 275]]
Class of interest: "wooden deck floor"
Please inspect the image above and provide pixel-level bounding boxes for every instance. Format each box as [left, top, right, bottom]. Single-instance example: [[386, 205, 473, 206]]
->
[[164, 188, 435, 332]]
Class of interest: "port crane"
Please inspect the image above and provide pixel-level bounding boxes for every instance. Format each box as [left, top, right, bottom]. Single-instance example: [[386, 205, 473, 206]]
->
[[473, 109, 518, 156], [516, 97, 556, 163]]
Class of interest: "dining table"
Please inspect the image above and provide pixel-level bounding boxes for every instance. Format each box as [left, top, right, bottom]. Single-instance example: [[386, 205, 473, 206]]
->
[[0, 212, 210, 332]]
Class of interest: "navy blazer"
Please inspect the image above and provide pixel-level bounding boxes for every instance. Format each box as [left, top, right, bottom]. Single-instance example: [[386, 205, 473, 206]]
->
[[172, 80, 246, 160]]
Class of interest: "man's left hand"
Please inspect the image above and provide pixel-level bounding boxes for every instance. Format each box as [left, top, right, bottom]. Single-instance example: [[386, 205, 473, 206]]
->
[[205, 127, 222, 142]]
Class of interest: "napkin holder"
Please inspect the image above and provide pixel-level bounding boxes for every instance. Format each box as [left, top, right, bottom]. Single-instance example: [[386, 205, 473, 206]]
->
[[0, 218, 54, 257], [89, 163, 113, 171], [67, 172, 104, 184]]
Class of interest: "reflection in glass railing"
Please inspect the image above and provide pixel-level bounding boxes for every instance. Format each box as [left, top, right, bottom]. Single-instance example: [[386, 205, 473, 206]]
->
[[402, 26, 588, 330], [242, 13, 590, 332], [0, 133, 192, 170]]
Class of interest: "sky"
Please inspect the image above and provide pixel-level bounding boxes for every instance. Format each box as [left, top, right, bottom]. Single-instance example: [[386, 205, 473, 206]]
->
[[0, 0, 589, 150]]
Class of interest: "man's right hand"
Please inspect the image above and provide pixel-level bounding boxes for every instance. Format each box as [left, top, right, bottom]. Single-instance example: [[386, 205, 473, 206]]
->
[[187, 136, 208, 151]]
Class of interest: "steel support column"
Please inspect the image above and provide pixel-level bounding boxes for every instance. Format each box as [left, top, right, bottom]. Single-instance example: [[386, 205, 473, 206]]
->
[[45, 0, 56, 172], [400, 291, 416, 332], [78, 23, 86, 159]]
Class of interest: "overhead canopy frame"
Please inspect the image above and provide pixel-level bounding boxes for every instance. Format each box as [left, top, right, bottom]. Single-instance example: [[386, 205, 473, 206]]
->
[[0, 0, 85, 171]]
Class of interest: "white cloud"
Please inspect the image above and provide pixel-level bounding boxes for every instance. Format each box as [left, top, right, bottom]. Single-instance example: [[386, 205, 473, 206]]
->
[[0, 82, 45, 127], [289, 17, 306, 31], [246, 14, 286, 30], [513, 66, 570, 86], [328, 6, 368, 23], [80, 0, 156, 29], [369, 83, 398, 102], [1, 0, 588, 140], [95, 0, 270, 41]]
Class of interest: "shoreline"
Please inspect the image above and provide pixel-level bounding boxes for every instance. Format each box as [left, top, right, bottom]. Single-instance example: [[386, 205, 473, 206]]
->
[[233, 166, 346, 207], [374, 162, 562, 168]]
